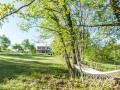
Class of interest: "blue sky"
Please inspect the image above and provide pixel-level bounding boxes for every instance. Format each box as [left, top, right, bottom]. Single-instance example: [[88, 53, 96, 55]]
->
[[0, 16, 38, 45], [0, 0, 51, 47]]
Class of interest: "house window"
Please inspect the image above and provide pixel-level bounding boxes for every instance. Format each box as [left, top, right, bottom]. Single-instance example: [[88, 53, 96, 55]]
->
[[47, 51, 50, 53], [47, 47, 50, 49], [38, 47, 42, 49], [42, 51, 45, 53], [42, 47, 45, 49]]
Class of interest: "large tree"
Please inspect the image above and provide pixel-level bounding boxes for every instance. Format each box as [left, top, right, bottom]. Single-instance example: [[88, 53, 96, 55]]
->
[[0, 0, 119, 74]]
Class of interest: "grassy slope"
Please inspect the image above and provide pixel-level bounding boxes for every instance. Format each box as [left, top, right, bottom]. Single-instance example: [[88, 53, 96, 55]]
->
[[0, 53, 119, 90], [0, 53, 84, 90]]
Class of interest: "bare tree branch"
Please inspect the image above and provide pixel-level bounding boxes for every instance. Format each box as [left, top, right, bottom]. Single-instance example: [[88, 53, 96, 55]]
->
[[0, 0, 35, 20]]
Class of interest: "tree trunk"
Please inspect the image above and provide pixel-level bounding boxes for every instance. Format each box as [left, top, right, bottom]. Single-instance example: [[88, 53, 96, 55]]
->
[[63, 3, 77, 65], [51, 10, 74, 74], [58, 32, 74, 74], [110, 0, 120, 23]]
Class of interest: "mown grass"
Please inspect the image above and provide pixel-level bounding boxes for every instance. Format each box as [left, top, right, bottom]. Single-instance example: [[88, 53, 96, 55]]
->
[[0, 53, 85, 89], [0, 52, 119, 90]]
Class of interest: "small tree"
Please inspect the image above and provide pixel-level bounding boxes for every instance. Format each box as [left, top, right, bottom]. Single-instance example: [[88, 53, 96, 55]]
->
[[28, 44, 36, 54], [12, 43, 23, 52], [1, 44, 8, 51], [22, 39, 30, 53], [0, 35, 11, 51]]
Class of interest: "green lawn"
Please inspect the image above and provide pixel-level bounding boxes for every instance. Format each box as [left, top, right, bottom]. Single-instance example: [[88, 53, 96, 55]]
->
[[0, 53, 119, 90], [0, 53, 84, 89]]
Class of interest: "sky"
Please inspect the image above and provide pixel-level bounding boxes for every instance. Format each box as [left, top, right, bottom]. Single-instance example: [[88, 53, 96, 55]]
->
[[0, 0, 52, 47]]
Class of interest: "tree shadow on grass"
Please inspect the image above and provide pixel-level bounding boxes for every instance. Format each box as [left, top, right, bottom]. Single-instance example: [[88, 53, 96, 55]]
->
[[0, 56, 69, 84], [0, 53, 54, 61]]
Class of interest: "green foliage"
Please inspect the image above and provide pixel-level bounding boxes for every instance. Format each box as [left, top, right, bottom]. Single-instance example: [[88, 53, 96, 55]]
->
[[13, 39, 36, 54], [0, 35, 11, 51], [12, 43, 23, 52], [50, 40, 63, 55], [1, 44, 8, 51], [50, 33, 72, 56], [84, 40, 120, 64], [0, 0, 120, 76], [28, 44, 36, 54], [21, 39, 30, 52], [0, 2, 15, 22]]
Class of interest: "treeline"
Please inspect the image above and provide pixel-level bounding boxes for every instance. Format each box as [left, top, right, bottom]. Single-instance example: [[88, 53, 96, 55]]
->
[[84, 40, 120, 64], [51, 27, 120, 64], [0, 35, 36, 54]]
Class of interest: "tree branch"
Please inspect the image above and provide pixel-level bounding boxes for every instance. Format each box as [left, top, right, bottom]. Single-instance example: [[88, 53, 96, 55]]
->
[[77, 23, 120, 27], [44, 8, 61, 14], [0, 0, 35, 20], [31, 25, 60, 33]]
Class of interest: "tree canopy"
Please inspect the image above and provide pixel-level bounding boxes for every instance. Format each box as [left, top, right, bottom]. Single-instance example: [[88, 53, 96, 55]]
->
[[0, 0, 120, 74]]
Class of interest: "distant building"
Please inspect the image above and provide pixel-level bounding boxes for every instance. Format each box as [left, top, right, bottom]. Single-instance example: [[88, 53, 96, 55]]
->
[[36, 46, 51, 53]]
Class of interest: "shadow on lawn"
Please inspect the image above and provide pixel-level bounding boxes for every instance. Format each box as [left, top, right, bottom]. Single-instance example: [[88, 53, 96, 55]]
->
[[0, 55, 69, 84], [0, 53, 53, 58], [0, 53, 53, 61]]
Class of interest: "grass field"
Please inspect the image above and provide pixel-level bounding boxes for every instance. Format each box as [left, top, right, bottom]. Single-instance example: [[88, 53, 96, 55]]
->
[[0, 53, 85, 89], [0, 52, 119, 90]]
